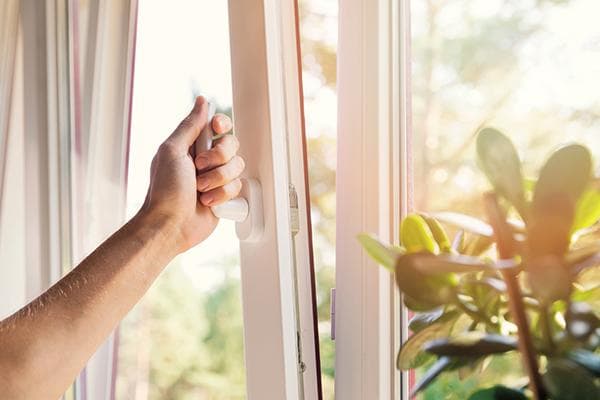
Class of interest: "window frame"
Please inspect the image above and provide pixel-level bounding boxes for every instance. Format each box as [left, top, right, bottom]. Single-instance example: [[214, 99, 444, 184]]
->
[[228, 0, 322, 398], [335, 0, 411, 398]]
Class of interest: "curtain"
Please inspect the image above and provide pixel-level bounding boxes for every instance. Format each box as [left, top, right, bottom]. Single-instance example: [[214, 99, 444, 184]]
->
[[0, 0, 138, 398]]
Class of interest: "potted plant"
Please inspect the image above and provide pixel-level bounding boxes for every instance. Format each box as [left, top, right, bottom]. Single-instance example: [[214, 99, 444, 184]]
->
[[359, 128, 600, 399]]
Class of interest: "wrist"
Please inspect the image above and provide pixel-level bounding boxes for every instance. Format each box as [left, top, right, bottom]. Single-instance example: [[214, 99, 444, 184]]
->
[[131, 208, 186, 258]]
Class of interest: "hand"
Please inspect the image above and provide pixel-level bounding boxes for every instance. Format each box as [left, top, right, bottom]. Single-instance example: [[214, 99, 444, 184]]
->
[[140, 96, 245, 253]]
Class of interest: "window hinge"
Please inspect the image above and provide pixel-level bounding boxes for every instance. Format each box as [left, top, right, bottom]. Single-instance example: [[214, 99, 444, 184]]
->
[[330, 288, 336, 340], [297, 331, 306, 373], [289, 183, 300, 236]]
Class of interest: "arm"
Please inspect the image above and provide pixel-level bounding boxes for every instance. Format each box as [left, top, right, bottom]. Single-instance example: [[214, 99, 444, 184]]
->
[[0, 97, 244, 399]]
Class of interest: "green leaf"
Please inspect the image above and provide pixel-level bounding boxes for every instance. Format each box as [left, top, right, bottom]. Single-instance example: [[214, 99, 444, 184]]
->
[[534, 144, 592, 208], [403, 294, 443, 312], [460, 276, 507, 294], [530, 144, 593, 256], [408, 252, 518, 274], [395, 253, 457, 309], [357, 233, 402, 272], [566, 242, 600, 266], [398, 311, 459, 369], [476, 128, 526, 216], [401, 214, 439, 253], [463, 235, 495, 257], [423, 332, 517, 357], [572, 286, 600, 308], [409, 357, 454, 396], [432, 212, 494, 237], [421, 214, 453, 253], [408, 308, 446, 333], [526, 255, 572, 304], [572, 188, 600, 234], [543, 359, 600, 400], [568, 350, 600, 377], [468, 385, 528, 400]]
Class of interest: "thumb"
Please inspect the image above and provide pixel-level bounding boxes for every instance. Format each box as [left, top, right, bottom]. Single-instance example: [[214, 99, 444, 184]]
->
[[168, 96, 208, 149]]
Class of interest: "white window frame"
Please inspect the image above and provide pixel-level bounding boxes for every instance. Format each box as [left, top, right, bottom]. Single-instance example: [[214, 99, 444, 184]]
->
[[228, 0, 322, 399], [335, 0, 411, 399]]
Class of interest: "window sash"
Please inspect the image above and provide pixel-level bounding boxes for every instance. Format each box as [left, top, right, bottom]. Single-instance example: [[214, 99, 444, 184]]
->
[[228, 0, 321, 398], [335, 0, 411, 398]]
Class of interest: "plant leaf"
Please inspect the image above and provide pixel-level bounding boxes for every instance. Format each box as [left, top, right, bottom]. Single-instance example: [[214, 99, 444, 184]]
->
[[395, 253, 456, 309], [566, 242, 600, 266], [572, 188, 600, 234], [530, 144, 592, 256], [401, 214, 439, 253], [543, 359, 600, 400], [568, 350, 600, 377], [423, 332, 517, 357], [409, 356, 454, 397], [467, 385, 528, 400], [432, 212, 494, 237], [534, 144, 592, 208], [526, 255, 572, 304], [408, 307, 445, 333], [408, 252, 518, 274], [421, 214, 453, 253], [572, 286, 600, 308], [358, 233, 402, 272], [476, 128, 526, 216], [398, 311, 459, 370]]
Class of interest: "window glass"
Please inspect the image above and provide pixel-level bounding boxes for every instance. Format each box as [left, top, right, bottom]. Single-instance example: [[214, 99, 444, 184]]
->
[[299, 0, 338, 398], [411, 0, 600, 398], [115, 1, 245, 398]]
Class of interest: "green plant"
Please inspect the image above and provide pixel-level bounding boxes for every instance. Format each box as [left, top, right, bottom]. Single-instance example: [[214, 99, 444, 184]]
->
[[359, 128, 600, 400]]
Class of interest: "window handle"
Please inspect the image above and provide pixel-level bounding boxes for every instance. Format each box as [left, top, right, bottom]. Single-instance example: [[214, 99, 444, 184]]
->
[[195, 102, 263, 242]]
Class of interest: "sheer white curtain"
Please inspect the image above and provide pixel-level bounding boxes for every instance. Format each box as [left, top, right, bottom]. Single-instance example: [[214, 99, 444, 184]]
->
[[0, 0, 23, 319], [0, 1, 138, 399]]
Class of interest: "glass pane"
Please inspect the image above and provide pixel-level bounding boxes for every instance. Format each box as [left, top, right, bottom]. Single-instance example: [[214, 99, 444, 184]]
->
[[299, 1, 338, 399], [115, 1, 245, 399], [411, 0, 600, 398]]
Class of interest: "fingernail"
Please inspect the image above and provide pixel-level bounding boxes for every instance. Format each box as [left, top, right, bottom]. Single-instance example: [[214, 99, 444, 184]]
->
[[214, 115, 232, 133]]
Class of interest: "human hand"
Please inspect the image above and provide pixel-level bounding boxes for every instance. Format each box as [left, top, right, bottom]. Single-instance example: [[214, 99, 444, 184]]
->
[[140, 96, 244, 253]]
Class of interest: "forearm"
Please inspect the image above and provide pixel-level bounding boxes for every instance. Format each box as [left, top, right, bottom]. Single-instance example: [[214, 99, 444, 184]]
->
[[0, 210, 180, 399]]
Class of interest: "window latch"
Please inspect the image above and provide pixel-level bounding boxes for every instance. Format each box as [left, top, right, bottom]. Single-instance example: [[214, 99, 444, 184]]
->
[[196, 102, 264, 242]]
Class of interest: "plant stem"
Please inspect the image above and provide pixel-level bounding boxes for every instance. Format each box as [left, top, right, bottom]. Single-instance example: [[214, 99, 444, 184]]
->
[[539, 306, 554, 353], [454, 294, 499, 330], [483, 193, 546, 400]]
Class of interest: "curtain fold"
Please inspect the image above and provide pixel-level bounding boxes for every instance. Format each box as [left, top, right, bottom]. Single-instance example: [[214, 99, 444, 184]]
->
[[0, 0, 19, 219], [70, 1, 138, 399], [0, 0, 137, 398]]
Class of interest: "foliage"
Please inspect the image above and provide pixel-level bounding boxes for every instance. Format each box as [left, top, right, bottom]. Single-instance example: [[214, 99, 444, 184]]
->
[[360, 129, 600, 399]]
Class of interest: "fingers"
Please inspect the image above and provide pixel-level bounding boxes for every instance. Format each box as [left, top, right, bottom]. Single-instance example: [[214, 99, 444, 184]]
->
[[167, 96, 208, 150], [194, 134, 240, 171], [212, 113, 233, 134], [196, 155, 245, 193], [199, 178, 243, 206]]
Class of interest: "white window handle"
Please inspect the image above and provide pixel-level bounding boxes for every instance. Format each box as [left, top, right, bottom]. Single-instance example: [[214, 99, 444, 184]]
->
[[195, 102, 263, 242]]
